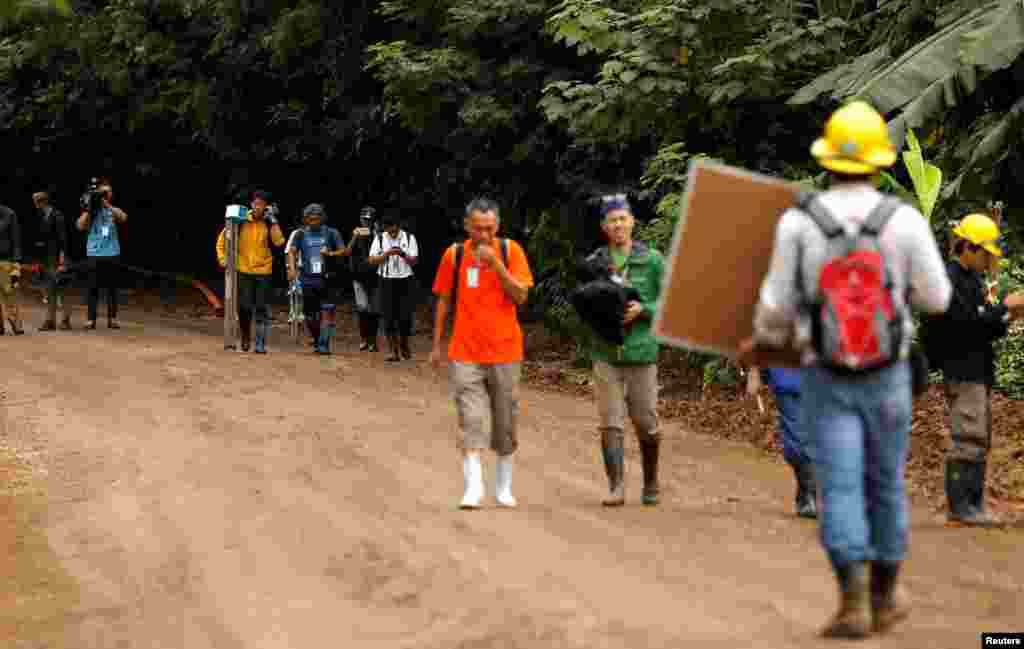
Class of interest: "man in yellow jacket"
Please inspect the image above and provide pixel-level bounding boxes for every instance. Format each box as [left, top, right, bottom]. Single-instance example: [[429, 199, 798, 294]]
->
[[217, 190, 285, 353]]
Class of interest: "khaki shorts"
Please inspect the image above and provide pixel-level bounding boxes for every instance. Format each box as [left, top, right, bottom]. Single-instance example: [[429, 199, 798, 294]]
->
[[0, 261, 17, 306], [593, 361, 659, 440], [450, 361, 521, 455]]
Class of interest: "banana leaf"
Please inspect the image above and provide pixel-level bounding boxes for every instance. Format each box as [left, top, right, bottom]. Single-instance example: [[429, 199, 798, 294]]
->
[[942, 97, 1024, 199], [789, 0, 1024, 149], [901, 129, 942, 222]]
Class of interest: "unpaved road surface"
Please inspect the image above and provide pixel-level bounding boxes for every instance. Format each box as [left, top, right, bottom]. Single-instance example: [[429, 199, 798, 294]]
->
[[2, 304, 1023, 649]]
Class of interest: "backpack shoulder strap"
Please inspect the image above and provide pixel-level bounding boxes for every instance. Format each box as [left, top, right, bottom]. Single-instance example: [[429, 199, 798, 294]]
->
[[454, 242, 464, 270], [797, 191, 844, 238], [500, 238, 509, 267], [860, 197, 902, 236], [452, 243, 464, 299], [446, 243, 464, 333]]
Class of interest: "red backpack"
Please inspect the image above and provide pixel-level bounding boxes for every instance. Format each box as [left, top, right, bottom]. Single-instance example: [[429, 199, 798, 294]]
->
[[798, 193, 905, 372]]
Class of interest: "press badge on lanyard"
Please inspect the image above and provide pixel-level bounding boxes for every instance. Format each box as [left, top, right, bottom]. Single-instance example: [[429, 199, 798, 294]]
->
[[466, 267, 480, 288], [311, 259, 323, 274], [101, 221, 110, 238]]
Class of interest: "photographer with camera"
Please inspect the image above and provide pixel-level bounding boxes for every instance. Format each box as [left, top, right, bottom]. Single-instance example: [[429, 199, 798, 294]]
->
[[216, 190, 286, 353], [32, 192, 73, 331], [76, 180, 127, 330], [0, 201, 25, 335]]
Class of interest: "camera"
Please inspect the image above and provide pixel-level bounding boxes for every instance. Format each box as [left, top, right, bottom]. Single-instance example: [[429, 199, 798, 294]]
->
[[80, 177, 106, 212]]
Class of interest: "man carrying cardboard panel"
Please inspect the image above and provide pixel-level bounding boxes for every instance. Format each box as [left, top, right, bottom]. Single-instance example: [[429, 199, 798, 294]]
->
[[744, 102, 954, 639]]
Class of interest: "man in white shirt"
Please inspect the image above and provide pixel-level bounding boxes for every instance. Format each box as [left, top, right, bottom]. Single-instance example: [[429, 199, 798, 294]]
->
[[369, 212, 419, 361]]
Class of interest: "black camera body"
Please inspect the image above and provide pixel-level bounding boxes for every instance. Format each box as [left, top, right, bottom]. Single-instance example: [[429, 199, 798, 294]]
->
[[80, 178, 105, 212]]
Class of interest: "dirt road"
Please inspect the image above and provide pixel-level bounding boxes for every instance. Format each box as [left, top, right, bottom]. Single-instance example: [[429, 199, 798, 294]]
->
[[2, 304, 1022, 648]]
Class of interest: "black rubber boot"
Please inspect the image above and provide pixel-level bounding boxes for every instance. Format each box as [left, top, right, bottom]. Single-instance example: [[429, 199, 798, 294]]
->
[[367, 314, 380, 352], [971, 459, 999, 522], [640, 438, 660, 506], [823, 562, 871, 639], [400, 335, 412, 360], [871, 561, 910, 633], [792, 460, 818, 519], [7, 317, 24, 335], [946, 460, 999, 527], [965, 460, 1000, 527], [239, 317, 252, 352], [358, 314, 370, 351], [600, 428, 625, 507], [385, 335, 401, 362]]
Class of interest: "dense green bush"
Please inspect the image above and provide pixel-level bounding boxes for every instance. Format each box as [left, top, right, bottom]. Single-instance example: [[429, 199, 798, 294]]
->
[[994, 257, 1024, 397]]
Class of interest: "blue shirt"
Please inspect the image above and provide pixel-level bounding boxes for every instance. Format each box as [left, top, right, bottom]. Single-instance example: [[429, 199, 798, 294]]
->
[[86, 207, 121, 258], [764, 367, 801, 396], [292, 226, 341, 289]]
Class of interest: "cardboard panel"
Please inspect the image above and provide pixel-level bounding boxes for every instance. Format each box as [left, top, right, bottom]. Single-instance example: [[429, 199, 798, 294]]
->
[[653, 161, 801, 359]]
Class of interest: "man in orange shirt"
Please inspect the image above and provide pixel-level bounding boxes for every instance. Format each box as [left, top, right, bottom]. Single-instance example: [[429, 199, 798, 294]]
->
[[430, 198, 534, 509]]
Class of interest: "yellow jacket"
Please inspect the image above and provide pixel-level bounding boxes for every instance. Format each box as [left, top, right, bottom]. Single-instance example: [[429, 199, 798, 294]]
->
[[216, 219, 285, 276]]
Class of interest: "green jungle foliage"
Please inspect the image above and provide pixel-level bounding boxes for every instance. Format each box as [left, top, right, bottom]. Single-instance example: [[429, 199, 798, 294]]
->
[[3, 0, 1024, 391]]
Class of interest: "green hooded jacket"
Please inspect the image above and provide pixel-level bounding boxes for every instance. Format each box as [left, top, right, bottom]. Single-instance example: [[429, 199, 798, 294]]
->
[[586, 241, 665, 365]]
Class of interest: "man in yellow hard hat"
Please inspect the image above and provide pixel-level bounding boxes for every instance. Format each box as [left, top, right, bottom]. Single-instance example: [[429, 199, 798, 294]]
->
[[919, 211, 1024, 528], [745, 101, 953, 639]]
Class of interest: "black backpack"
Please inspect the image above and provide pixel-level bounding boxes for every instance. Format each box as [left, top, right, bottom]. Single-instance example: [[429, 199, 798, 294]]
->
[[442, 238, 510, 336], [570, 254, 641, 346]]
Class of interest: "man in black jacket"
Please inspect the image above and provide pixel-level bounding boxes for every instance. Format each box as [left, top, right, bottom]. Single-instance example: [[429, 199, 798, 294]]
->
[[0, 203, 24, 335], [923, 212, 1024, 526], [32, 192, 73, 330]]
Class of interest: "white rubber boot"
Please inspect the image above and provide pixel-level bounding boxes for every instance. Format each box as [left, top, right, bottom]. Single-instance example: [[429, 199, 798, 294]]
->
[[460, 452, 484, 509], [495, 454, 517, 508]]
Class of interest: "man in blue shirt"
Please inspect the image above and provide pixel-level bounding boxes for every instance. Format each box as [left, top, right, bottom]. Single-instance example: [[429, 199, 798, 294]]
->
[[287, 204, 346, 354], [76, 182, 127, 330], [747, 366, 816, 518]]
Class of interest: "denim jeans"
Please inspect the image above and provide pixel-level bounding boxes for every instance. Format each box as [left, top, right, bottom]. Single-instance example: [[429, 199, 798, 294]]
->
[[772, 391, 811, 467], [801, 361, 912, 570]]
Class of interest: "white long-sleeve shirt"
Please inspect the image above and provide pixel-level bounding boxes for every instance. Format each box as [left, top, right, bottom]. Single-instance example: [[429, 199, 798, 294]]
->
[[753, 184, 952, 362]]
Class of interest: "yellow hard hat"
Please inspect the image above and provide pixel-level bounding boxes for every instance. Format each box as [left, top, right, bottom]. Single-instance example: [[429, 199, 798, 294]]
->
[[953, 213, 1003, 257], [810, 101, 897, 175]]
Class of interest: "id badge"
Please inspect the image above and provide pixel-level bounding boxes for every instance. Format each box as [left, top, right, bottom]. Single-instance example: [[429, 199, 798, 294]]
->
[[101, 225, 111, 238], [610, 273, 624, 285], [311, 259, 323, 274], [466, 267, 480, 288]]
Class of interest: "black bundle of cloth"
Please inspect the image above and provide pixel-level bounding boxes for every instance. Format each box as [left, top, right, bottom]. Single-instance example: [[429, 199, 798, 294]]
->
[[570, 255, 640, 346]]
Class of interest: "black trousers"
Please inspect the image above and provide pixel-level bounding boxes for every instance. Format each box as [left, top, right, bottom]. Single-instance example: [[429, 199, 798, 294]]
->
[[303, 284, 328, 341], [87, 256, 120, 322], [238, 273, 272, 340], [376, 276, 415, 337]]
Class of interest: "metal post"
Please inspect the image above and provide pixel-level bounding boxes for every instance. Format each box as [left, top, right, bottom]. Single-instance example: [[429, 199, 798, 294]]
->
[[224, 220, 239, 350]]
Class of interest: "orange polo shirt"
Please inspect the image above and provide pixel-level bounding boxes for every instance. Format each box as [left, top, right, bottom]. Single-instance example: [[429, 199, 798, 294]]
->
[[433, 238, 534, 364]]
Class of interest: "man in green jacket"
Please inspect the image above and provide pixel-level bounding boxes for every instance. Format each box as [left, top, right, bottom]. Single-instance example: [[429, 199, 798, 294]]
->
[[587, 194, 665, 506]]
